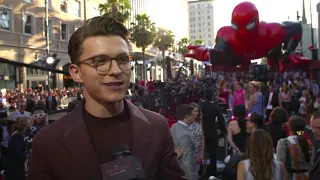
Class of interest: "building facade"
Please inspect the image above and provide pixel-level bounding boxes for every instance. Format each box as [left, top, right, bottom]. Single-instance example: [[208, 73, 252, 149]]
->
[[188, 0, 215, 46], [126, 0, 148, 29], [300, 23, 318, 59], [0, 0, 105, 90]]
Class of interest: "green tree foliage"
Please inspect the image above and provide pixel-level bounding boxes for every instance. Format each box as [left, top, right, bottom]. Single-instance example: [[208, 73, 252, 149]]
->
[[99, 0, 131, 23], [177, 38, 190, 55], [153, 28, 175, 79], [193, 39, 204, 45], [129, 14, 156, 80]]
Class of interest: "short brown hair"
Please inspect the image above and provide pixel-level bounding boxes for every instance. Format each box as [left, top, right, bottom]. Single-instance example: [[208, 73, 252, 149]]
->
[[68, 16, 129, 64]]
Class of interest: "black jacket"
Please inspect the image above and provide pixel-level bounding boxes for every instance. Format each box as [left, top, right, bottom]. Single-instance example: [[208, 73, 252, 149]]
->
[[199, 101, 226, 139], [264, 91, 279, 108], [310, 149, 320, 180]]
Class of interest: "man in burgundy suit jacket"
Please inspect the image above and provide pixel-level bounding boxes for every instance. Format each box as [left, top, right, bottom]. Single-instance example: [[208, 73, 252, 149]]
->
[[28, 16, 186, 180]]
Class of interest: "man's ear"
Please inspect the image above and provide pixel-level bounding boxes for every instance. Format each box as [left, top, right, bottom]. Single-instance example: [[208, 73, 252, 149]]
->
[[69, 64, 83, 83]]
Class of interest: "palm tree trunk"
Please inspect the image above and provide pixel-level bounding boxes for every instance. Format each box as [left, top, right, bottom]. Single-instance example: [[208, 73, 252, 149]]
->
[[142, 48, 146, 80], [162, 50, 165, 81]]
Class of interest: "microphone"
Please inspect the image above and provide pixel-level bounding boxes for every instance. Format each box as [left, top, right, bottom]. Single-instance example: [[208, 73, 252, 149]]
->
[[101, 144, 145, 180]]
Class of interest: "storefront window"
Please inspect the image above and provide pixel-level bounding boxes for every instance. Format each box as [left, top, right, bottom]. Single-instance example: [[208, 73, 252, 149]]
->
[[5, 80, 15, 89], [5, 63, 15, 75], [0, 80, 4, 89], [0, 63, 4, 75]]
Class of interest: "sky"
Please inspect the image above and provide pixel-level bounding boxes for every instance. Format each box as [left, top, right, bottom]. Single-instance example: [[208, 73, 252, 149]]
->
[[144, 0, 320, 41], [146, 0, 190, 40]]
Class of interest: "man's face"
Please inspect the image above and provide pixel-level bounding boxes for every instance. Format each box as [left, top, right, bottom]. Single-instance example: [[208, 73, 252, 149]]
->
[[269, 86, 273, 92], [311, 118, 320, 140], [70, 35, 131, 103], [19, 101, 26, 112]]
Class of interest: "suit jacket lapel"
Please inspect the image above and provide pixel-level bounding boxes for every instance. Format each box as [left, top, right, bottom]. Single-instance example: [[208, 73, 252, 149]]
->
[[126, 99, 152, 165], [61, 101, 101, 179]]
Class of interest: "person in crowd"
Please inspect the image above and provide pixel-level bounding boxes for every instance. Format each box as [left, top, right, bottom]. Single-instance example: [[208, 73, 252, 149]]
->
[[188, 103, 205, 170], [8, 99, 31, 122], [24, 106, 48, 174], [265, 85, 279, 122], [291, 83, 301, 115], [171, 104, 198, 180], [218, 79, 230, 108], [310, 111, 320, 179], [66, 99, 80, 113], [280, 84, 292, 115], [233, 82, 246, 109], [247, 82, 264, 117], [300, 89, 308, 118], [277, 116, 315, 180], [228, 104, 249, 153], [237, 129, 287, 180], [313, 93, 320, 112], [266, 107, 289, 152], [4, 117, 30, 180], [199, 88, 226, 178], [45, 90, 57, 112], [28, 17, 186, 179], [305, 90, 314, 128], [246, 112, 267, 134]]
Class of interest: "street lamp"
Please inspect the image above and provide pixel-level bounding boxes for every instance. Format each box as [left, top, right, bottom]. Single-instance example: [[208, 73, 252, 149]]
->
[[46, 56, 54, 64]]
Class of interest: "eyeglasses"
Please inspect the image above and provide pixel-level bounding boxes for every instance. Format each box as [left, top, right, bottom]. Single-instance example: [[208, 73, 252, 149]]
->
[[32, 113, 46, 119], [76, 53, 132, 75], [20, 105, 26, 108]]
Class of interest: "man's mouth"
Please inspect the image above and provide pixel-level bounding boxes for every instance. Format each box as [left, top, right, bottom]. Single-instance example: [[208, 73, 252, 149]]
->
[[104, 82, 124, 89]]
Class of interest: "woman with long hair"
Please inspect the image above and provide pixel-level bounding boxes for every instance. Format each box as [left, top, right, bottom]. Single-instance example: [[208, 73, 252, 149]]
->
[[218, 79, 230, 108], [266, 107, 289, 152], [237, 129, 287, 180], [247, 82, 264, 117], [276, 116, 314, 180], [233, 82, 246, 108], [279, 84, 292, 114], [228, 104, 249, 153], [188, 103, 205, 167], [4, 117, 31, 180]]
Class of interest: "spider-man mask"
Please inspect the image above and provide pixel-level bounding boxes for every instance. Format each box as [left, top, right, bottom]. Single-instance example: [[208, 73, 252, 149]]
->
[[231, 2, 259, 44]]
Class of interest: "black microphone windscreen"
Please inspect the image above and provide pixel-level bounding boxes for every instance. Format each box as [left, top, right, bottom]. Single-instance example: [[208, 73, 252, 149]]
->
[[112, 144, 131, 159]]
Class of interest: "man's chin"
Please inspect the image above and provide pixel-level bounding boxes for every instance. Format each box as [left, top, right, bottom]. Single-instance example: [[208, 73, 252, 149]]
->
[[102, 95, 125, 103]]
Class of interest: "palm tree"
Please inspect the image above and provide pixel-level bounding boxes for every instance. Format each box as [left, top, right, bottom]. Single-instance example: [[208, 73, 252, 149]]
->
[[177, 38, 190, 55], [153, 28, 175, 80], [130, 14, 156, 80], [99, 0, 131, 23], [176, 38, 190, 80]]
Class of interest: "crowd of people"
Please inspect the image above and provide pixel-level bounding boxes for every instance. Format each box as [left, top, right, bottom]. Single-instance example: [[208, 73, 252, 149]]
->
[[130, 73, 320, 179], [0, 75, 319, 179], [0, 86, 84, 179]]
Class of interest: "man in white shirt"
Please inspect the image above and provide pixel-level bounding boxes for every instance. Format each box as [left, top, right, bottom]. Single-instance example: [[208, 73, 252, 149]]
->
[[8, 99, 31, 121], [171, 104, 197, 180], [264, 85, 278, 122]]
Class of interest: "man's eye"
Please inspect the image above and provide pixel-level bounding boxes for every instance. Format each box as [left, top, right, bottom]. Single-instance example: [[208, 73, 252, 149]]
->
[[118, 56, 130, 63], [93, 57, 107, 65]]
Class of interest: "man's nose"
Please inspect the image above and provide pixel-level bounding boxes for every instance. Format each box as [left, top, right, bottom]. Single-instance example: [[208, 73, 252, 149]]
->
[[108, 60, 122, 76]]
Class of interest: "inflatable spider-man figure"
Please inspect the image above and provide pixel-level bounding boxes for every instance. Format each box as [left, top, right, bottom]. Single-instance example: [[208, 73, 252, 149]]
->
[[185, 1, 311, 73]]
